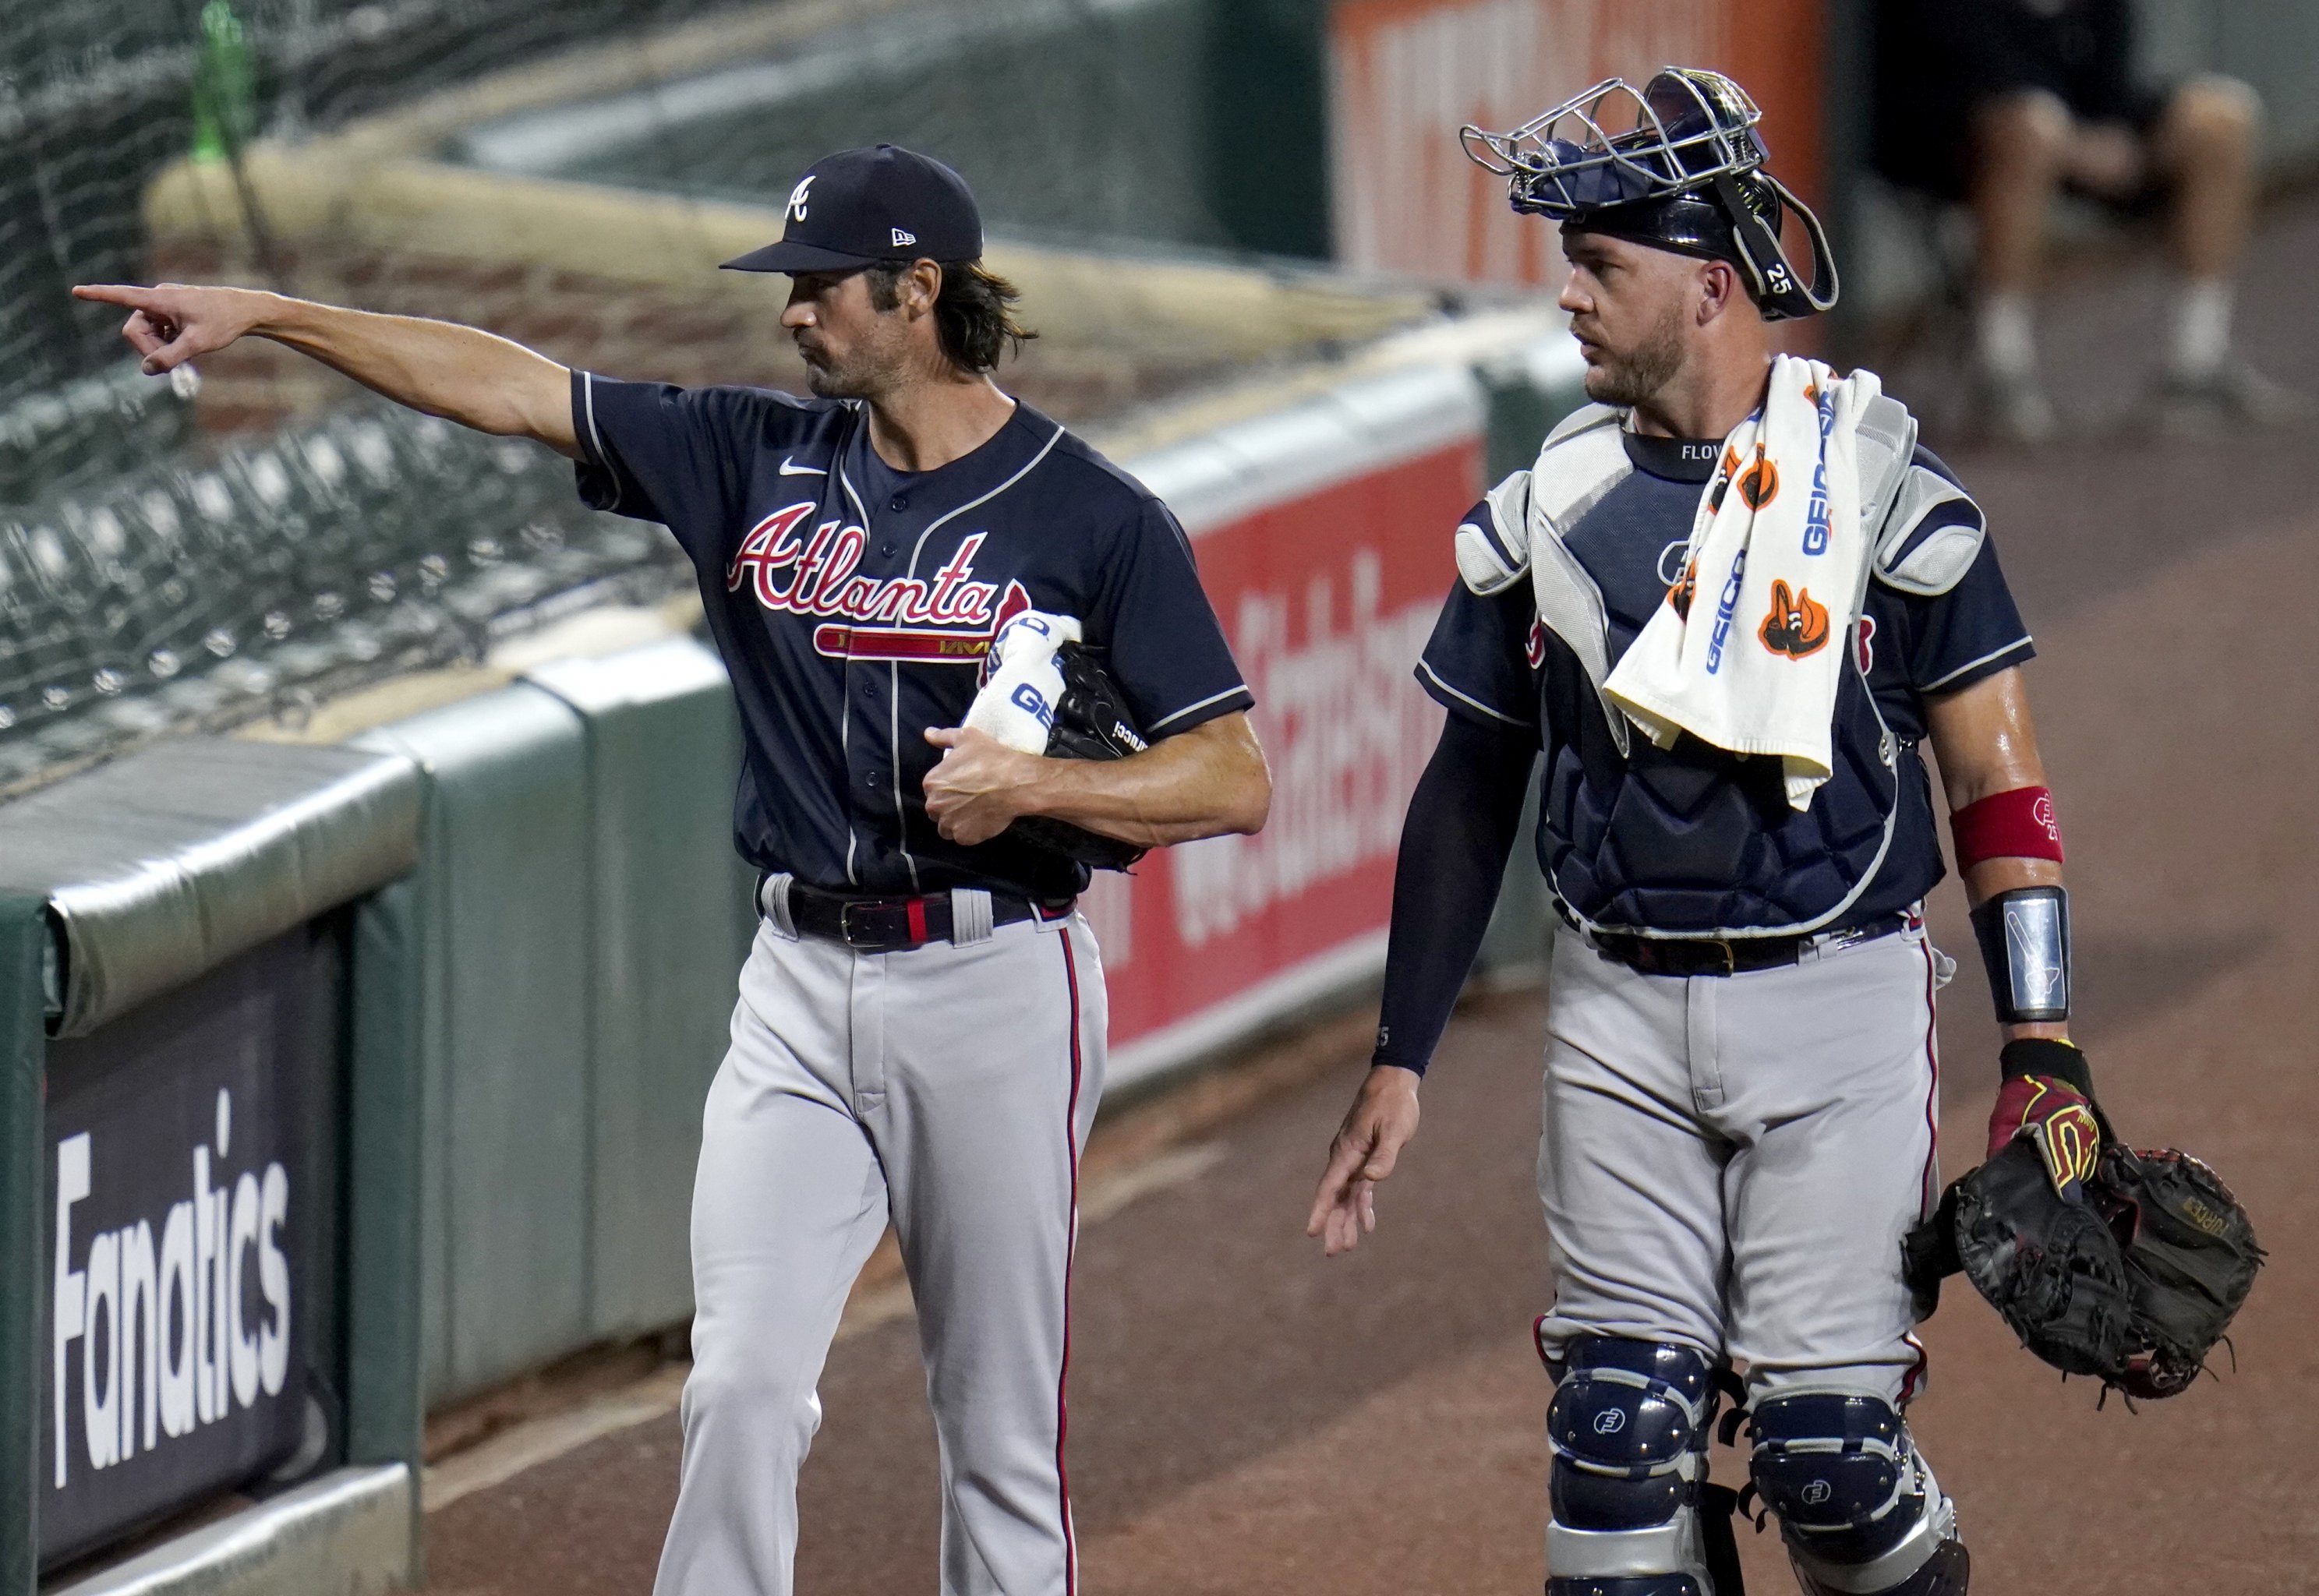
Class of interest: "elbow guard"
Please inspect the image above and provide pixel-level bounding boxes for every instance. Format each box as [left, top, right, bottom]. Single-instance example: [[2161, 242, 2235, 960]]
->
[[1971, 886, 2070, 1024]]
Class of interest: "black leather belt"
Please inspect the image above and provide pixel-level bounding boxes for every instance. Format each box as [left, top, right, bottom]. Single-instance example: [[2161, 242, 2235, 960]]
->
[[775, 879, 1066, 952], [1587, 915, 1910, 978]]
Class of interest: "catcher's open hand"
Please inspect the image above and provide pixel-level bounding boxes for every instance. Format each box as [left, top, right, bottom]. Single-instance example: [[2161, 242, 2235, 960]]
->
[[72, 282, 267, 376], [1307, 1065, 1421, 1256]]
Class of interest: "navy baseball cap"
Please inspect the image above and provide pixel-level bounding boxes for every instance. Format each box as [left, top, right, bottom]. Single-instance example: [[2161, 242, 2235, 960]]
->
[[720, 144, 985, 274]]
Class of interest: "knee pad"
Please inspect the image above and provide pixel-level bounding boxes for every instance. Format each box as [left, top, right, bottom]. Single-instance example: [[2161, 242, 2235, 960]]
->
[[1546, 1337, 1728, 1596], [1748, 1392, 1965, 1596]]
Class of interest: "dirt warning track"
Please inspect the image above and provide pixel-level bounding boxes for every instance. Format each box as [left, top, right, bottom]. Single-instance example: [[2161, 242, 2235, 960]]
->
[[419, 200, 2319, 1596]]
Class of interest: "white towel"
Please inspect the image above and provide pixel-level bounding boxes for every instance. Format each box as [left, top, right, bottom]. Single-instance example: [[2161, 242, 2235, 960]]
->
[[963, 609, 1081, 753], [1602, 355, 1879, 810]]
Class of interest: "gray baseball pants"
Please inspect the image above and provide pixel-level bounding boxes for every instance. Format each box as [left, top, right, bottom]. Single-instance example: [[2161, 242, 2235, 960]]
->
[[653, 897, 1105, 1596], [1532, 920, 1945, 1404]]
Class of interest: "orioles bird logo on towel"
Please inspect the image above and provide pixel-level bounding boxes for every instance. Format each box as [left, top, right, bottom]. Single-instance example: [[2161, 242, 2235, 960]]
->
[[1669, 555, 1699, 620], [1735, 447, 1780, 511], [1759, 580, 1830, 659]]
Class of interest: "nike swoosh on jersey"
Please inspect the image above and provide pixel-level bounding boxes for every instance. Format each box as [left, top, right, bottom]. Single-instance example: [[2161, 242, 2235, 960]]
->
[[779, 457, 828, 476]]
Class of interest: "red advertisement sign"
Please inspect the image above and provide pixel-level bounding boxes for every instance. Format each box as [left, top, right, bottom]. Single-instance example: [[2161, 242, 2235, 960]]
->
[[1094, 369, 1486, 1084]]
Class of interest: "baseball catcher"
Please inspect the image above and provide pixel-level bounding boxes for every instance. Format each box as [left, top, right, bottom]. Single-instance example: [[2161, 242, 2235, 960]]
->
[[1304, 67, 2255, 1596]]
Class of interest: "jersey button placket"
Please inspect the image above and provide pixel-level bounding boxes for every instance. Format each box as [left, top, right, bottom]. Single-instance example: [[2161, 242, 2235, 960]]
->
[[845, 663, 889, 839]]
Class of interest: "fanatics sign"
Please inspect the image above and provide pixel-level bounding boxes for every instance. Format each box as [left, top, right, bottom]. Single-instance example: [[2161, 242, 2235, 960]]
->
[[40, 929, 336, 1570]]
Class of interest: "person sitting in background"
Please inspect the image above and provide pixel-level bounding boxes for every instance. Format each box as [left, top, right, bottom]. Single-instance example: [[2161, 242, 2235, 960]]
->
[[1873, 0, 2300, 441]]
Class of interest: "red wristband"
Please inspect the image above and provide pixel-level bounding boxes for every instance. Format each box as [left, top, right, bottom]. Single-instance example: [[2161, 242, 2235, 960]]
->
[[1950, 785, 2063, 870]]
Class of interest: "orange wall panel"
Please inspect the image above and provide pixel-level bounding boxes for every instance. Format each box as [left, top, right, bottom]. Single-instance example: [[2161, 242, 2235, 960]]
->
[[1331, 0, 1826, 287]]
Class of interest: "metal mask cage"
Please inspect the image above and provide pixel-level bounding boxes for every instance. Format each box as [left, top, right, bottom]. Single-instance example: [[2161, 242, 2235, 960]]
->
[[1459, 69, 1767, 221], [1459, 66, 1838, 321]]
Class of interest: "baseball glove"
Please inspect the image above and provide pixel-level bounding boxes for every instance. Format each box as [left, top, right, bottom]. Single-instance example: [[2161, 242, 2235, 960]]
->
[[1005, 644, 1150, 872], [2094, 1142, 2264, 1399], [1904, 1129, 2263, 1401]]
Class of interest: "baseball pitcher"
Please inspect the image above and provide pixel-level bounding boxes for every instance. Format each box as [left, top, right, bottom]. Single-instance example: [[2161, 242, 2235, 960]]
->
[[80, 144, 1272, 1596]]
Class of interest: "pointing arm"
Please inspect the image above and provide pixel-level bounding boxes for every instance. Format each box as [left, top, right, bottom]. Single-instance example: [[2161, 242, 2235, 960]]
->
[[71, 283, 580, 458]]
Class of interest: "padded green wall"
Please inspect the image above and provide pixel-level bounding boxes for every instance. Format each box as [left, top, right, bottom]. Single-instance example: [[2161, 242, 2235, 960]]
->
[[344, 878, 427, 1574], [526, 643, 758, 1346], [358, 640, 755, 1405], [355, 688, 595, 1403]]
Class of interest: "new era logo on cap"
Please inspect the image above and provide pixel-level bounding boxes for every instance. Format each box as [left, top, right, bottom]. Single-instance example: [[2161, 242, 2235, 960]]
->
[[722, 145, 983, 275]]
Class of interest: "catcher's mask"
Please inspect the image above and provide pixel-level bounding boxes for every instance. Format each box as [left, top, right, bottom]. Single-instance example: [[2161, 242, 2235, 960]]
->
[[1461, 67, 1839, 321]]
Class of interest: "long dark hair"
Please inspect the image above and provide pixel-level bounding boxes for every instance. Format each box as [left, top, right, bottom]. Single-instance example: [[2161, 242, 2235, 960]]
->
[[865, 259, 1037, 373]]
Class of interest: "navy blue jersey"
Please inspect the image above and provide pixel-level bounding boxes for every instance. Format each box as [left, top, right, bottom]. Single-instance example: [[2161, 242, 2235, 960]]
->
[[1419, 429, 2033, 932], [571, 373, 1252, 899]]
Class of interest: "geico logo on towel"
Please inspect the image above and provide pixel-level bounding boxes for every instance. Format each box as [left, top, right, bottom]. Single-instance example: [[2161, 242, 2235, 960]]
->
[[1802, 383, 1838, 556], [1009, 682, 1055, 729], [1705, 548, 1748, 675], [51, 1088, 292, 1490]]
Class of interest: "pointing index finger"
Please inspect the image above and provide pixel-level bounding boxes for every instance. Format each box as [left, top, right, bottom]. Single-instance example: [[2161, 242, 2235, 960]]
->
[[72, 284, 150, 309]]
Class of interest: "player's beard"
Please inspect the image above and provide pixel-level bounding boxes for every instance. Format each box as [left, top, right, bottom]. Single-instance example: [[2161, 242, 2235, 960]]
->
[[1580, 298, 1688, 410], [801, 328, 912, 401]]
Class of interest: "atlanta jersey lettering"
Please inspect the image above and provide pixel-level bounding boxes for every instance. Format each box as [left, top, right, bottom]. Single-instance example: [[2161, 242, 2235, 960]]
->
[[571, 373, 1252, 900]]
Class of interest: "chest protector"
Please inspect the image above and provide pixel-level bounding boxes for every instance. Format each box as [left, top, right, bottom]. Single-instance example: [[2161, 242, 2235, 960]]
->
[[1457, 398, 1986, 937]]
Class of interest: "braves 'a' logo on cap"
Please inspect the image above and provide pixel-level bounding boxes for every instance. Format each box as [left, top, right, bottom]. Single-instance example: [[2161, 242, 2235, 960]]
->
[[1758, 579, 1829, 659], [787, 175, 816, 223]]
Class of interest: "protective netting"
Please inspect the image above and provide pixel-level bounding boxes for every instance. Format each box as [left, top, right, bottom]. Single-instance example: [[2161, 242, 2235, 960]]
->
[[451, 0, 1288, 254], [0, 395, 681, 789], [2, 0, 761, 786], [0, 0, 1352, 792], [5, 0, 758, 408]]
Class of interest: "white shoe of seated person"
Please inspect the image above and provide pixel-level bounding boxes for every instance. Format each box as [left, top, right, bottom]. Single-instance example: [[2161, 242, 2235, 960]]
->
[[2148, 353, 2314, 435], [1971, 369, 2059, 447]]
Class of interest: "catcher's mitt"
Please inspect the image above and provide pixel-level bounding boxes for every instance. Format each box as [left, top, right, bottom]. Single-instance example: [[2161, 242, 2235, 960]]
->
[[1005, 644, 1150, 872], [2095, 1143, 2264, 1399], [1904, 1135, 2263, 1401]]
